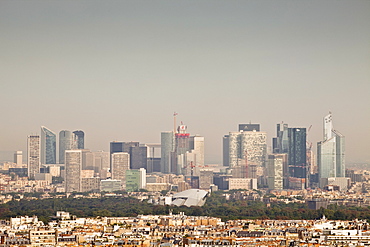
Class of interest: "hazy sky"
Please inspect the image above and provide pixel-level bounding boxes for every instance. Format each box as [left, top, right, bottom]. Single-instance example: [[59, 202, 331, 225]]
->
[[0, 0, 369, 164]]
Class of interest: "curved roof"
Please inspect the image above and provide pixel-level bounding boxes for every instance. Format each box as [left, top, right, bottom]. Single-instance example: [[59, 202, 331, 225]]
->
[[171, 189, 208, 207]]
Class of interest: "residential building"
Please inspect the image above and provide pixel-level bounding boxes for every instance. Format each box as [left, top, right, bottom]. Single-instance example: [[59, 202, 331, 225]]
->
[[14, 151, 22, 166]]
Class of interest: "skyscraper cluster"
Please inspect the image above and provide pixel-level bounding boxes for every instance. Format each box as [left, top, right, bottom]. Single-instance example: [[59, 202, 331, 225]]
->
[[22, 112, 345, 193]]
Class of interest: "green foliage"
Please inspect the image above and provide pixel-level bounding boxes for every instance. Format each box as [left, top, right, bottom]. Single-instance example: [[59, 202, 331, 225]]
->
[[1, 192, 370, 222]]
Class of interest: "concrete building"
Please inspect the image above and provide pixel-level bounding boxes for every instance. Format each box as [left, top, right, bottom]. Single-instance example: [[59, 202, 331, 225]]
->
[[111, 152, 130, 189], [41, 126, 56, 164], [267, 154, 286, 190], [126, 168, 146, 192], [65, 150, 82, 192], [14, 151, 22, 166], [224, 129, 267, 179], [27, 135, 40, 179], [100, 179, 122, 192], [199, 169, 213, 190], [317, 113, 345, 188]]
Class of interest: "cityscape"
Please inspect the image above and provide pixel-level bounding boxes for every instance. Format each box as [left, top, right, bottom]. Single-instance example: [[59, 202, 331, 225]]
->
[[1, 0, 370, 246]]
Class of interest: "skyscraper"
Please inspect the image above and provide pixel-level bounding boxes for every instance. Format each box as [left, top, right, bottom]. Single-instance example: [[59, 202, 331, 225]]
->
[[65, 150, 82, 192], [41, 126, 56, 164], [160, 131, 174, 174], [287, 128, 307, 181], [317, 113, 345, 186], [273, 122, 289, 154], [111, 152, 130, 189], [73, 130, 84, 149], [59, 130, 75, 164], [27, 135, 40, 179], [224, 128, 267, 179]]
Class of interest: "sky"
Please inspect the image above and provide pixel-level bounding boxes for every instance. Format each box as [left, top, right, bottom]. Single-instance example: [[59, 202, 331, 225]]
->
[[0, 0, 369, 164]]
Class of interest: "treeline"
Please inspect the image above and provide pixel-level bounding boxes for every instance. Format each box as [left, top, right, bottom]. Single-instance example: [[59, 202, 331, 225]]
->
[[1, 193, 370, 223]]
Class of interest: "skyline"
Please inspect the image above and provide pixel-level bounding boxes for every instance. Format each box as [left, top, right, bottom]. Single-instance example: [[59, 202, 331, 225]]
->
[[0, 1, 369, 164]]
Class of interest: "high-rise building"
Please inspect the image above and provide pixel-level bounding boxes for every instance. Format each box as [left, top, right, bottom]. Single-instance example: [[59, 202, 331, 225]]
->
[[267, 154, 287, 190], [73, 130, 84, 149], [65, 150, 82, 192], [59, 130, 75, 164], [41, 126, 56, 164], [14, 151, 23, 165], [317, 113, 345, 187], [272, 122, 289, 154], [288, 128, 307, 181], [160, 131, 174, 174], [130, 145, 147, 170], [27, 135, 40, 179], [111, 152, 130, 189], [224, 130, 267, 179]]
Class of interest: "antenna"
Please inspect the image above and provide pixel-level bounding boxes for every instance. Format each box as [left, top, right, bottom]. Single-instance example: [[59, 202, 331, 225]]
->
[[173, 112, 178, 134]]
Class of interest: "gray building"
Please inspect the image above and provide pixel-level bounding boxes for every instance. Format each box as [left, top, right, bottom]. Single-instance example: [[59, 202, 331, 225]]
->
[[27, 135, 40, 179], [65, 150, 82, 192], [59, 130, 74, 164], [161, 131, 174, 174]]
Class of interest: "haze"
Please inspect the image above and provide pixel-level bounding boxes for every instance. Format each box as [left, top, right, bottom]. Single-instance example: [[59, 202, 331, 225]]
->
[[0, 0, 369, 164]]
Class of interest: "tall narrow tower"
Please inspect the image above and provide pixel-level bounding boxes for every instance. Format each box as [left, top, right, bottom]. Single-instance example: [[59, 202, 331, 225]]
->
[[41, 126, 56, 164], [27, 135, 40, 179], [59, 130, 74, 164]]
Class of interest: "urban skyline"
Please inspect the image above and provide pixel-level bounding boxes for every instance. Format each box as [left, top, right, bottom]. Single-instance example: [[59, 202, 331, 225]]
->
[[0, 1, 369, 165]]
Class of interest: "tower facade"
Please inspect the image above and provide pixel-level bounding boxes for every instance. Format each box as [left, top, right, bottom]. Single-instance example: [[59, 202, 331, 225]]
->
[[65, 150, 82, 192], [73, 130, 84, 149], [59, 130, 75, 164], [160, 131, 174, 174], [27, 135, 40, 179], [287, 128, 307, 179], [317, 113, 345, 185], [111, 152, 130, 189], [41, 126, 56, 164]]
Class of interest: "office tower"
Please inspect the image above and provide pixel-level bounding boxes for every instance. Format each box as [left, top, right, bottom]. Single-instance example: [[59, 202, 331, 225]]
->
[[27, 135, 40, 179], [65, 150, 82, 192], [59, 130, 74, 164], [223, 135, 230, 166], [94, 150, 110, 171], [238, 123, 260, 132], [317, 113, 345, 186], [199, 169, 213, 190], [160, 131, 174, 174], [146, 143, 161, 173], [189, 135, 205, 168], [273, 122, 289, 154], [288, 128, 307, 180], [41, 126, 56, 164], [14, 151, 22, 165], [225, 130, 267, 178], [130, 145, 147, 169], [267, 154, 286, 190], [111, 152, 130, 189], [73, 130, 84, 149]]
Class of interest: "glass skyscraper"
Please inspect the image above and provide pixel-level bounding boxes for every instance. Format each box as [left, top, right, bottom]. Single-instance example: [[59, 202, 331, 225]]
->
[[317, 113, 345, 183], [41, 126, 56, 164], [73, 130, 84, 149], [59, 130, 74, 164]]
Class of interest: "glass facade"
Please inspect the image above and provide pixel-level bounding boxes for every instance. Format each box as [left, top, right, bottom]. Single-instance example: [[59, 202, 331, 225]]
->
[[41, 126, 56, 164], [160, 131, 174, 174], [73, 130, 84, 149], [59, 130, 73, 164], [288, 128, 307, 179]]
